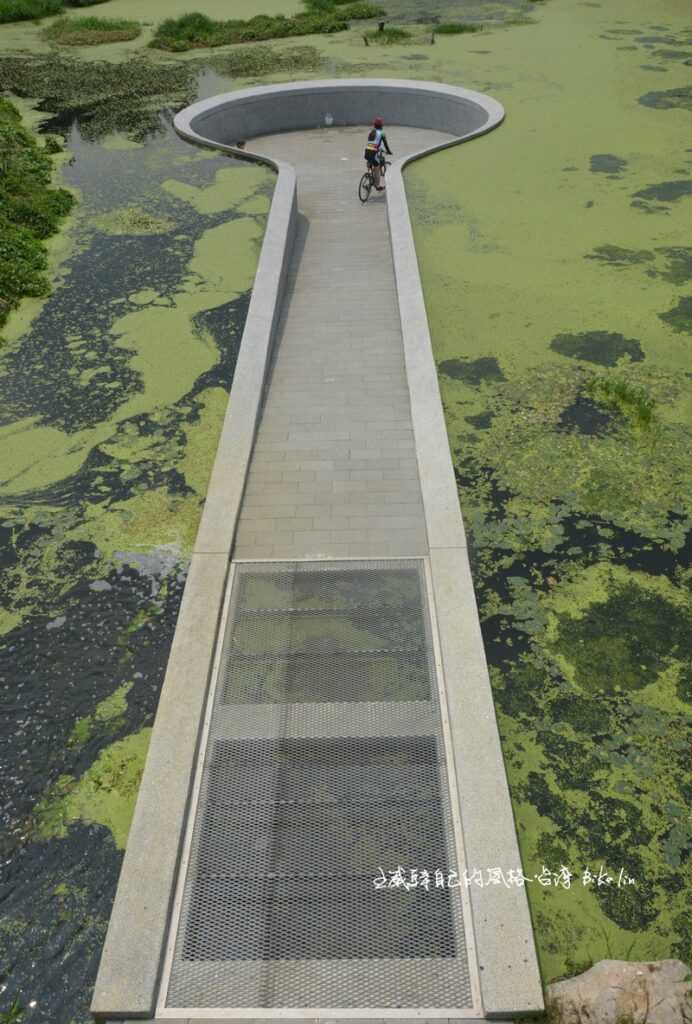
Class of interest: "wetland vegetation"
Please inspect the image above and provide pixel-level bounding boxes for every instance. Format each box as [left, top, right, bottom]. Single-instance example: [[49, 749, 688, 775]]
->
[[363, 25, 411, 43], [0, 0, 106, 25], [150, 1, 384, 51], [42, 15, 141, 45], [433, 22, 482, 34], [0, 97, 73, 334]]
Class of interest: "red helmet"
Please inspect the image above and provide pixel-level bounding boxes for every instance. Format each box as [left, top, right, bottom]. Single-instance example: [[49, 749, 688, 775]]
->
[[374, 116, 384, 127]]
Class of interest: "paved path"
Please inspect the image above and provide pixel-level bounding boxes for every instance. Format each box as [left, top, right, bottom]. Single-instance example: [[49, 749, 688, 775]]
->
[[232, 125, 452, 561]]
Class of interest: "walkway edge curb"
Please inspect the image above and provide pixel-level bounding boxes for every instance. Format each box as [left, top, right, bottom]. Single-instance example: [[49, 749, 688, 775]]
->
[[91, 144, 298, 1019]]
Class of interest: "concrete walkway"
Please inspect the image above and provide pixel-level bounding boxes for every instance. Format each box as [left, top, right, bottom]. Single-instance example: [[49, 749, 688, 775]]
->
[[92, 82, 544, 1024], [233, 126, 450, 561]]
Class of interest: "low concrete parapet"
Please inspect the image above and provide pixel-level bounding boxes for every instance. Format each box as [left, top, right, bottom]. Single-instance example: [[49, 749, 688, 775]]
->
[[176, 78, 496, 149]]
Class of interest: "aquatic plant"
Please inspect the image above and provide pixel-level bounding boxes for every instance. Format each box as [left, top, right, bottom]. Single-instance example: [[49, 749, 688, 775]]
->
[[0, 1000, 25, 1024], [149, 3, 383, 52], [43, 14, 141, 45], [433, 22, 482, 34], [0, 55, 195, 140], [208, 43, 322, 76], [585, 373, 655, 429], [0, 97, 74, 332]]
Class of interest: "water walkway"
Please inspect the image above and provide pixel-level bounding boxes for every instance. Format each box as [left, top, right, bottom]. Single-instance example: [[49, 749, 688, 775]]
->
[[92, 81, 543, 1024], [233, 126, 447, 561]]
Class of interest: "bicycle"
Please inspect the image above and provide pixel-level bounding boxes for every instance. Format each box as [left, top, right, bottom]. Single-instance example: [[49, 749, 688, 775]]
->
[[358, 159, 391, 203]]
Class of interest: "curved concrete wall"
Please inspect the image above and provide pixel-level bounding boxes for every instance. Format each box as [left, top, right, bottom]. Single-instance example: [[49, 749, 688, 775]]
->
[[178, 79, 497, 148]]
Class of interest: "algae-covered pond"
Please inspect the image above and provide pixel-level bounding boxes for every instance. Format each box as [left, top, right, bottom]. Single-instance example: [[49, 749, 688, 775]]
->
[[404, 0, 692, 984], [0, 0, 690, 1019], [0, 71, 274, 1021]]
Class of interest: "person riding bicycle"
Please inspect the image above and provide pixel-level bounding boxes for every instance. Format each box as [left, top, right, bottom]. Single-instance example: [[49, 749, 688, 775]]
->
[[364, 116, 392, 191]]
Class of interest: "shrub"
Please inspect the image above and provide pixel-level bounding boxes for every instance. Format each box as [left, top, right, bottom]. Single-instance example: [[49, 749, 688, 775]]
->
[[153, 11, 218, 49], [43, 15, 141, 44], [0, 0, 62, 25], [434, 22, 481, 34], [0, 97, 75, 329]]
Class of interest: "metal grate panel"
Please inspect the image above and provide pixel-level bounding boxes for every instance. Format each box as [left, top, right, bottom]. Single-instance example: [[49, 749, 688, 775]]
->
[[164, 560, 472, 1011], [221, 566, 429, 704]]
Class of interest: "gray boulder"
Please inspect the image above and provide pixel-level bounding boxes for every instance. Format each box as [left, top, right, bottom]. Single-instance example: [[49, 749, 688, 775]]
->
[[546, 959, 692, 1024]]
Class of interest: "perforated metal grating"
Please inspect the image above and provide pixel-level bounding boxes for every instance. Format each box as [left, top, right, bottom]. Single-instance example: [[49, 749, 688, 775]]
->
[[164, 560, 473, 1011]]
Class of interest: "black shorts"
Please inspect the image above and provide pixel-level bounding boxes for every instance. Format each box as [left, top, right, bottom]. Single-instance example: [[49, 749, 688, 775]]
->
[[364, 149, 380, 167]]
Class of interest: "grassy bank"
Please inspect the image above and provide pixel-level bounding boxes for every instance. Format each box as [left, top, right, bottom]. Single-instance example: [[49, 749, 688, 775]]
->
[[0, 97, 73, 335]]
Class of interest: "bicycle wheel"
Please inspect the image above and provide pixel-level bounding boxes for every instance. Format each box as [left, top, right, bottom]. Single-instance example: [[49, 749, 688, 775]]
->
[[358, 171, 372, 203]]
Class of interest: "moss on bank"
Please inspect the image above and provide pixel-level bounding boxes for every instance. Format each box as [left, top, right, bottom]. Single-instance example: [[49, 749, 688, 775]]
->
[[0, 97, 73, 336]]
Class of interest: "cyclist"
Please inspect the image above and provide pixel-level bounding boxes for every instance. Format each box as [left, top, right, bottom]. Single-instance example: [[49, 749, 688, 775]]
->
[[364, 116, 393, 191]]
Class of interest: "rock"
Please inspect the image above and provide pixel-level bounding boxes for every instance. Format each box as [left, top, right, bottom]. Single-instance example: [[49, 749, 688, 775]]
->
[[546, 959, 692, 1024]]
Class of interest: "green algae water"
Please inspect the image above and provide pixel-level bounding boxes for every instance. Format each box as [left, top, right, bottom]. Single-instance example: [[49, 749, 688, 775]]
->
[[0, 88, 272, 1021], [1, 0, 690, 1018], [402, 0, 692, 986]]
